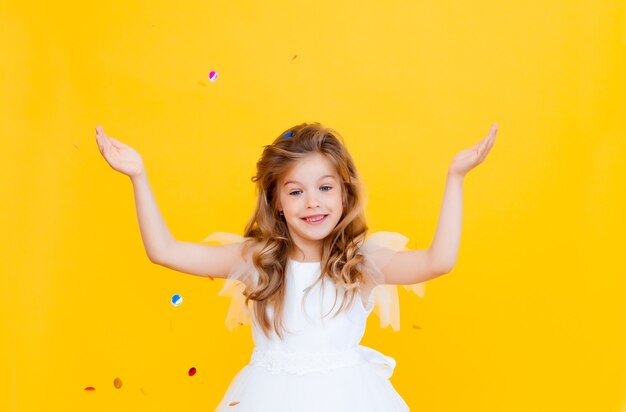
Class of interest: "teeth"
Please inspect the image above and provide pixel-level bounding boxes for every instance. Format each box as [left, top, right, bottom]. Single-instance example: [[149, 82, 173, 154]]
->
[[305, 215, 325, 222]]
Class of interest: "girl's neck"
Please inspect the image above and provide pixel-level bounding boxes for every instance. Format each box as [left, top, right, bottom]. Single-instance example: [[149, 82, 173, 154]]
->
[[289, 257, 321, 263], [287, 235, 323, 262], [288, 253, 321, 262], [288, 249, 322, 263]]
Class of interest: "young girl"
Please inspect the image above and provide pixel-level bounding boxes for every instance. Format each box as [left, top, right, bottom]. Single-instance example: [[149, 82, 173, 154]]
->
[[95, 122, 497, 411]]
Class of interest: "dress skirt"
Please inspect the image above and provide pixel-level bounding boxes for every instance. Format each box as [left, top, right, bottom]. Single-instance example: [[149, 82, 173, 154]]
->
[[214, 346, 410, 411]]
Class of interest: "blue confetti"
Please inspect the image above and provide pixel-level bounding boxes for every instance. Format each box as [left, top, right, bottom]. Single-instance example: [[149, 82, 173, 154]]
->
[[171, 294, 183, 307]]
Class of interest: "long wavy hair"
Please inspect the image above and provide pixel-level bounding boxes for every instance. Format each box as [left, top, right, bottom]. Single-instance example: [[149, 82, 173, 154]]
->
[[239, 122, 370, 340]]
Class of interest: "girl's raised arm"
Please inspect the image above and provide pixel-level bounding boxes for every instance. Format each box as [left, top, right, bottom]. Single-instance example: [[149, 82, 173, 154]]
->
[[95, 125, 241, 279]]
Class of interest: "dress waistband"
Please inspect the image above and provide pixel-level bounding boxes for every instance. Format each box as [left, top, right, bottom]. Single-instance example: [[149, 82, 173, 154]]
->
[[249, 347, 364, 375]]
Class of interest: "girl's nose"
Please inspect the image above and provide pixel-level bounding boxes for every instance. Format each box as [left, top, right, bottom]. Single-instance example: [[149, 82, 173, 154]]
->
[[305, 194, 321, 208]]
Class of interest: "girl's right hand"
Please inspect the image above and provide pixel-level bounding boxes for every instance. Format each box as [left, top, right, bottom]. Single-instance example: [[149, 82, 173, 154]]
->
[[95, 125, 145, 178]]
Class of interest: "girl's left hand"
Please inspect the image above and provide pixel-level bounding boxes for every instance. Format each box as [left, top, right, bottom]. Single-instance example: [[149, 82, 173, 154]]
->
[[448, 123, 498, 178]]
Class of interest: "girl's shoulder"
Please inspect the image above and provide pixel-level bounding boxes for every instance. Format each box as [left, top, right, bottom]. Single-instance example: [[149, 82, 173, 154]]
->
[[203, 231, 428, 332], [201, 231, 260, 282], [202, 230, 411, 281], [356, 231, 411, 285], [355, 231, 427, 331], [201, 232, 262, 331]]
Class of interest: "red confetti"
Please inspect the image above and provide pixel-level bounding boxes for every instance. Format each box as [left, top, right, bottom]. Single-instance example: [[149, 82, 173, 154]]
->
[[228, 401, 240, 406], [113, 377, 122, 389], [84, 387, 95, 391], [188, 367, 196, 376]]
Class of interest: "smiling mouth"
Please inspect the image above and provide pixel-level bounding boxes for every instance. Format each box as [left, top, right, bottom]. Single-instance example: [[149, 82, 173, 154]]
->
[[302, 214, 328, 223]]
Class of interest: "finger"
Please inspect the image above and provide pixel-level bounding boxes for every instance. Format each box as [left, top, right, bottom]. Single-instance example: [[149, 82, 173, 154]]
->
[[476, 133, 491, 159], [107, 136, 129, 149], [487, 124, 497, 148], [98, 136, 116, 158], [479, 135, 490, 153], [481, 124, 497, 154], [477, 125, 494, 146], [480, 135, 495, 161], [96, 135, 111, 155], [481, 142, 491, 161], [96, 125, 107, 141], [478, 139, 489, 161], [95, 125, 117, 147], [95, 126, 108, 146], [472, 137, 486, 154], [487, 133, 495, 152], [95, 130, 105, 153]]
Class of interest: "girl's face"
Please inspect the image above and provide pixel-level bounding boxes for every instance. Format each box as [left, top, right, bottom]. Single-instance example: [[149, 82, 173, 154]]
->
[[277, 153, 343, 261]]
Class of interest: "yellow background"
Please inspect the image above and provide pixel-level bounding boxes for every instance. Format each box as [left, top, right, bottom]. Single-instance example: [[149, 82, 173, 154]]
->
[[2, 1, 625, 411]]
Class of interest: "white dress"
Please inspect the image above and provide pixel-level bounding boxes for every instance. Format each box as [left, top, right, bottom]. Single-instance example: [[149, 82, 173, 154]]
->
[[203, 232, 427, 412]]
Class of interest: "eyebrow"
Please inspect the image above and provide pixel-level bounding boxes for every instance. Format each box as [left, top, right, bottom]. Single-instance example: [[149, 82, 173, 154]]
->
[[283, 175, 336, 186]]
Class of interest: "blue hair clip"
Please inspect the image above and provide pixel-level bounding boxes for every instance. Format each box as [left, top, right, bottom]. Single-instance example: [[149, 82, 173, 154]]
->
[[282, 131, 294, 139]]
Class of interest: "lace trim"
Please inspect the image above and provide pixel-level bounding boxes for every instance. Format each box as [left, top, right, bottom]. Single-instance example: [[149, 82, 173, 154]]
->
[[249, 347, 364, 375]]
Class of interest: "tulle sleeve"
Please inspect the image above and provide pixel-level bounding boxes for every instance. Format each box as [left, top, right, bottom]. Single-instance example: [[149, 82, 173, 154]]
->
[[200, 232, 259, 332], [356, 231, 427, 332]]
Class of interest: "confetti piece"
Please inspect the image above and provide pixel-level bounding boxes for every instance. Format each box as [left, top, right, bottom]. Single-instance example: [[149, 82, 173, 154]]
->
[[228, 401, 240, 406], [291, 55, 297, 61], [73, 143, 79, 150], [84, 387, 95, 391], [140, 387, 147, 395], [113, 377, 122, 389], [171, 294, 183, 307], [208, 71, 218, 82], [188, 367, 196, 376], [411, 324, 421, 329]]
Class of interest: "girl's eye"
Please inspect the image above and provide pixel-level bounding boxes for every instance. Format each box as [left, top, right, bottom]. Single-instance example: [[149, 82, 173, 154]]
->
[[289, 186, 332, 196]]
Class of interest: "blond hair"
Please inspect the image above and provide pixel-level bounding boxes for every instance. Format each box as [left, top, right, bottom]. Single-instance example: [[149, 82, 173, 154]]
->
[[239, 122, 370, 340]]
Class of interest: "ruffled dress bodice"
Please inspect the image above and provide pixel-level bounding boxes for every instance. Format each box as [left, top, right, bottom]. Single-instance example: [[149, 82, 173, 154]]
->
[[248, 258, 397, 378], [255, 258, 370, 352]]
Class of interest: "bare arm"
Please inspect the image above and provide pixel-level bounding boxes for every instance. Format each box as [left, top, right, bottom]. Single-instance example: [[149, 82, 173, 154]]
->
[[428, 171, 463, 273], [95, 125, 239, 279], [130, 171, 241, 279], [430, 123, 497, 271], [380, 124, 497, 285], [130, 171, 175, 263], [155, 240, 243, 278], [377, 173, 462, 285]]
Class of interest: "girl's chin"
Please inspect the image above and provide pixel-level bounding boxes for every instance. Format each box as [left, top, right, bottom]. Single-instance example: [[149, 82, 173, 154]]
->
[[287, 221, 332, 236]]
